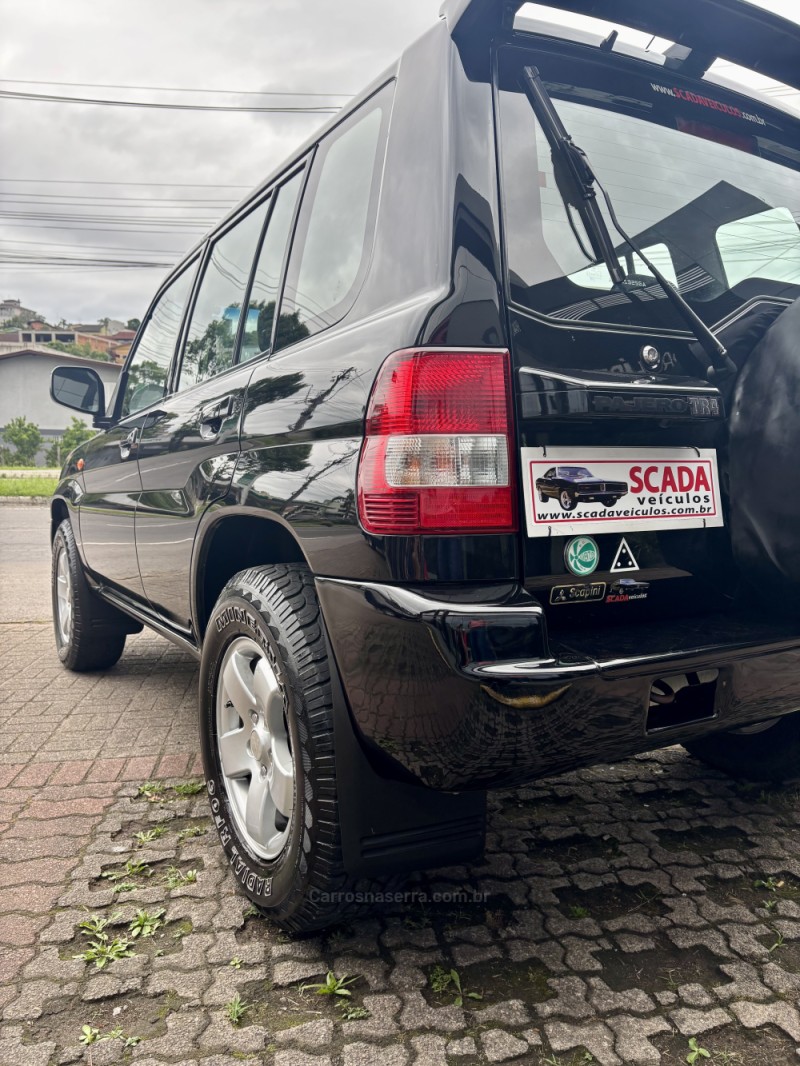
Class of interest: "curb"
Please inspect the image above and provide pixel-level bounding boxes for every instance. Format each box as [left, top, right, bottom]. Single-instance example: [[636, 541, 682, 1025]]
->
[[0, 470, 60, 479], [0, 496, 50, 506]]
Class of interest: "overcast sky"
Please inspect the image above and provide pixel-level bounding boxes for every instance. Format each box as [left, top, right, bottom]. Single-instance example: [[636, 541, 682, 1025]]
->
[[0, 0, 797, 325]]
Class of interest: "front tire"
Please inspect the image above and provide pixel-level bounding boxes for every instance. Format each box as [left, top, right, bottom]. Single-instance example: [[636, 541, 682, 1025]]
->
[[538, 491, 548, 504], [51, 519, 127, 672], [684, 712, 800, 783], [559, 490, 577, 511], [200, 564, 392, 934]]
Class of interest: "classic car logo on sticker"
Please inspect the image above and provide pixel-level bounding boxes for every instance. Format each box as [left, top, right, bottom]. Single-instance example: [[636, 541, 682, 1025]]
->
[[550, 582, 606, 605], [522, 447, 724, 538], [565, 536, 599, 576], [606, 578, 650, 603]]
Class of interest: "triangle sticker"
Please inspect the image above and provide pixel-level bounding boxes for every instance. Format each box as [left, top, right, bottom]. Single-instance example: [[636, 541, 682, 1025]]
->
[[611, 537, 639, 572]]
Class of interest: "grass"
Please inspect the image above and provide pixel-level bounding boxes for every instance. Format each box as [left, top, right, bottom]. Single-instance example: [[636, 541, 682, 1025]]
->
[[225, 993, 249, 1026], [300, 971, 359, 997], [128, 907, 165, 939], [165, 866, 198, 889], [428, 965, 483, 1007], [135, 826, 166, 846], [75, 934, 135, 969], [137, 781, 165, 799], [173, 781, 204, 796], [0, 476, 57, 497], [176, 825, 206, 843]]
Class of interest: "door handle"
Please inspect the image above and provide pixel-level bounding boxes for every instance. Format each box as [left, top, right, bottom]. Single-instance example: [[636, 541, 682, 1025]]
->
[[118, 428, 139, 460], [199, 395, 235, 439], [201, 396, 235, 422]]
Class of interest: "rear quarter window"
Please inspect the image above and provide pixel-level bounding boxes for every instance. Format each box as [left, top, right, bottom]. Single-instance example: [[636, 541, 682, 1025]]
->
[[275, 84, 393, 350]]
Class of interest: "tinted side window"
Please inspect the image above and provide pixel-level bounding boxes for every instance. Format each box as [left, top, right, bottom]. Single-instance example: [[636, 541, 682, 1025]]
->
[[179, 199, 270, 390], [276, 87, 391, 349], [122, 264, 196, 417], [240, 170, 304, 362]]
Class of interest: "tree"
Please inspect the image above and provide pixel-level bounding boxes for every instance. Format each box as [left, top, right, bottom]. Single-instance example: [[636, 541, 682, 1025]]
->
[[46, 340, 110, 363], [2, 312, 41, 330], [126, 318, 141, 331], [1, 416, 43, 466], [45, 417, 96, 467]]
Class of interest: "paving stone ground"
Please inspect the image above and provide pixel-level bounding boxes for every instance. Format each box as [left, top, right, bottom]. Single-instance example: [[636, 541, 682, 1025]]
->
[[4, 505, 800, 1065]]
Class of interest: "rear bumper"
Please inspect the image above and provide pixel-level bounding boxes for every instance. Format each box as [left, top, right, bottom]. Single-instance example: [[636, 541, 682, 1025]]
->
[[316, 576, 800, 790]]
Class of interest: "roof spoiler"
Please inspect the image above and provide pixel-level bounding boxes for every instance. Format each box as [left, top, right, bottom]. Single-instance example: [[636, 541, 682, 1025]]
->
[[440, 0, 800, 91]]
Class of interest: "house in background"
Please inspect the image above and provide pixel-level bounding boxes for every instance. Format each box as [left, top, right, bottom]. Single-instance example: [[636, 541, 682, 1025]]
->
[[0, 298, 38, 324], [0, 346, 122, 455], [71, 319, 127, 335], [108, 329, 137, 360], [0, 328, 127, 363]]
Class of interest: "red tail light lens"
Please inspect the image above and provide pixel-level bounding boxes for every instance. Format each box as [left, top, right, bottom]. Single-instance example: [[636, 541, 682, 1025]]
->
[[357, 348, 517, 535]]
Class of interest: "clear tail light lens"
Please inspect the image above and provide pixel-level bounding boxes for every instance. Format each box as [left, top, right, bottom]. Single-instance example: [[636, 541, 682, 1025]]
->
[[357, 349, 517, 535]]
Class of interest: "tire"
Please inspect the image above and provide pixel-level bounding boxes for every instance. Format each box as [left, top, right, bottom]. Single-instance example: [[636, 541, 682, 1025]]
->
[[684, 712, 800, 783], [602, 500, 618, 509], [538, 492, 548, 504], [559, 490, 577, 511], [200, 563, 395, 934], [52, 519, 127, 672]]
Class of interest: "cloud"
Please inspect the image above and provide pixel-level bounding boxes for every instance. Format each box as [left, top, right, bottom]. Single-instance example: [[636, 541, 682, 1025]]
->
[[0, 0, 438, 321], [1, 0, 797, 323]]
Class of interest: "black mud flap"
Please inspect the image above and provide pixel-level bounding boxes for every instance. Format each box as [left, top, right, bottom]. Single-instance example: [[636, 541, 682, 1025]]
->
[[729, 298, 800, 610], [322, 627, 487, 879]]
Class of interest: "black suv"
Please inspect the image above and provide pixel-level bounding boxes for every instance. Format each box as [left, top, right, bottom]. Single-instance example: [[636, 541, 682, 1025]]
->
[[49, 0, 800, 932]]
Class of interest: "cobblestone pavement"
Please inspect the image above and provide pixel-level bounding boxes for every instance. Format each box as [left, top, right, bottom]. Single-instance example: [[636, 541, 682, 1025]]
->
[[4, 507, 800, 1065]]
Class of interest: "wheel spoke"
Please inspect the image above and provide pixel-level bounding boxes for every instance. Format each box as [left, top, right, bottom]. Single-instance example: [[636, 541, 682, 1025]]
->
[[219, 726, 251, 779], [55, 547, 73, 643], [244, 772, 271, 845], [253, 658, 281, 722], [269, 737, 294, 819], [224, 650, 256, 719]]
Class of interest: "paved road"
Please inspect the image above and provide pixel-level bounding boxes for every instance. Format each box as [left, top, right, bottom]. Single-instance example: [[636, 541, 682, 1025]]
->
[[1, 505, 800, 1065], [0, 505, 53, 623]]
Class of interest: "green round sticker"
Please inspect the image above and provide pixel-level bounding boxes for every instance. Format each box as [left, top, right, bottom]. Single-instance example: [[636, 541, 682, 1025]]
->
[[565, 536, 600, 576]]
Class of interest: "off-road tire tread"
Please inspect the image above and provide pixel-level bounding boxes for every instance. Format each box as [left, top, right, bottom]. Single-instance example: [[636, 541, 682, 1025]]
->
[[52, 519, 127, 672], [206, 564, 397, 934]]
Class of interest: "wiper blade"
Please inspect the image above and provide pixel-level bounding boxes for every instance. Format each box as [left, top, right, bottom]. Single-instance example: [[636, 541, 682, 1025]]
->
[[520, 65, 736, 380], [520, 65, 625, 287]]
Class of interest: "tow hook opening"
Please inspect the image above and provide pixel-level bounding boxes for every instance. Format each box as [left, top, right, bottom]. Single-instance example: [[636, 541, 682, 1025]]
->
[[646, 669, 719, 732]]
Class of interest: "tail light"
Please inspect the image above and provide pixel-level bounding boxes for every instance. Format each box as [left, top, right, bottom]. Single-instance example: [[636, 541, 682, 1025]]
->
[[357, 348, 517, 535]]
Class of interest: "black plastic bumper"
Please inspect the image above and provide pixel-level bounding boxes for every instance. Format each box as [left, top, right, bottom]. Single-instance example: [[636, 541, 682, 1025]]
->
[[316, 576, 800, 791]]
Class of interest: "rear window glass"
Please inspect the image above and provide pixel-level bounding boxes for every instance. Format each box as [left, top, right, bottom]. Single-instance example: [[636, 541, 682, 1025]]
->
[[275, 85, 392, 349], [496, 46, 800, 332], [240, 169, 304, 361]]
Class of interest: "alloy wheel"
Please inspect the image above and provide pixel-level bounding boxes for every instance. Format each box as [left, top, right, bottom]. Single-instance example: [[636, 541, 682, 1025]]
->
[[55, 545, 73, 645], [215, 636, 295, 860]]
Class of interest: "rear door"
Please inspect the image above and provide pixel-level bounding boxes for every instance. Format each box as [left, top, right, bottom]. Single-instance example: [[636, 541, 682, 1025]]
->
[[134, 171, 306, 632], [78, 262, 198, 596], [494, 44, 739, 628]]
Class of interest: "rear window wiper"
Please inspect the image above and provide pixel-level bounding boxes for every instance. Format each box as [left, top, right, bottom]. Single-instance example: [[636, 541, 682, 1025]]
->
[[520, 65, 736, 380]]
